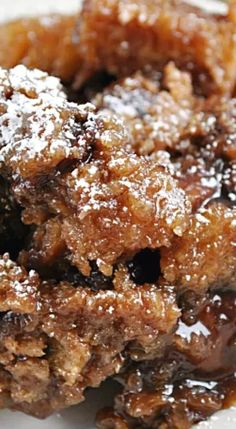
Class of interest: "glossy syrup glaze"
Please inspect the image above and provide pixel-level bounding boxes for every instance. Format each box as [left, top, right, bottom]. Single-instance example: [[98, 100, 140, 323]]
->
[[0, 1, 235, 428], [97, 291, 236, 429]]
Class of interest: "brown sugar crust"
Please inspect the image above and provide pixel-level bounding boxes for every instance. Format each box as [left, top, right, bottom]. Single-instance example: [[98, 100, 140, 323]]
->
[[93, 63, 236, 211], [78, 0, 236, 95], [0, 1, 236, 96], [93, 63, 194, 156], [0, 65, 235, 428], [176, 94, 236, 208], [0, 66, 191, 277], [61, 152, 190, 276], [0, 5, 235, 423], [0, 15, 80, 82], [0, 255, 179, 417], [161, 203, 236, 293], [0, 65, 91, 179]]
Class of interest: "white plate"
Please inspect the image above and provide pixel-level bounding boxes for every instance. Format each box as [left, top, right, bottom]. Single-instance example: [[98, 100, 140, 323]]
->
[[0, 0, 235, 428], [0, 380, 120, 429]]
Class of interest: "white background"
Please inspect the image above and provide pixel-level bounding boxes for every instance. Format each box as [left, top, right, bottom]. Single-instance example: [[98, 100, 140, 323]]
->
[[0, 0, 78, 22]]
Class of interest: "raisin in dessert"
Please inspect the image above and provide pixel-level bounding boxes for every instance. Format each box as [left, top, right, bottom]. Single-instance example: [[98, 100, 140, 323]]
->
[[0, 65, 188, 416], [93, 62, 194, 156], [0, 1, 235, 427], [93, 61, 236, 211], [0, 62, 235, 429], [78, 0, 236, 95], [0, 176, 28, 258], [93, 63, 236, 429], [0, 65, 190, 277], [97, 290, 236, 429], [0, 254, 180, 417]]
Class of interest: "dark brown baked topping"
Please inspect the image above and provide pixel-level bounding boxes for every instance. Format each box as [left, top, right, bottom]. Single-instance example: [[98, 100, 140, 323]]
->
[[0, 65, 97, 180], [161, 202, 236, 293], [0, 1, 235, 428], [78, 0, 236, 95], [93, 62, 236, 212], [93, 63, 194, 156], [0, 63, 234, 427], [0, 66, 191, 277], [0, 253, 179, 417]]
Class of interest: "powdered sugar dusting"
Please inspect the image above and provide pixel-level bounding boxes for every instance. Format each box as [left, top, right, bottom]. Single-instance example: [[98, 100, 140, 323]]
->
[[0, 66, 99, 178], [64, 131, 191, 275], [0, 65, 191, 277]]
